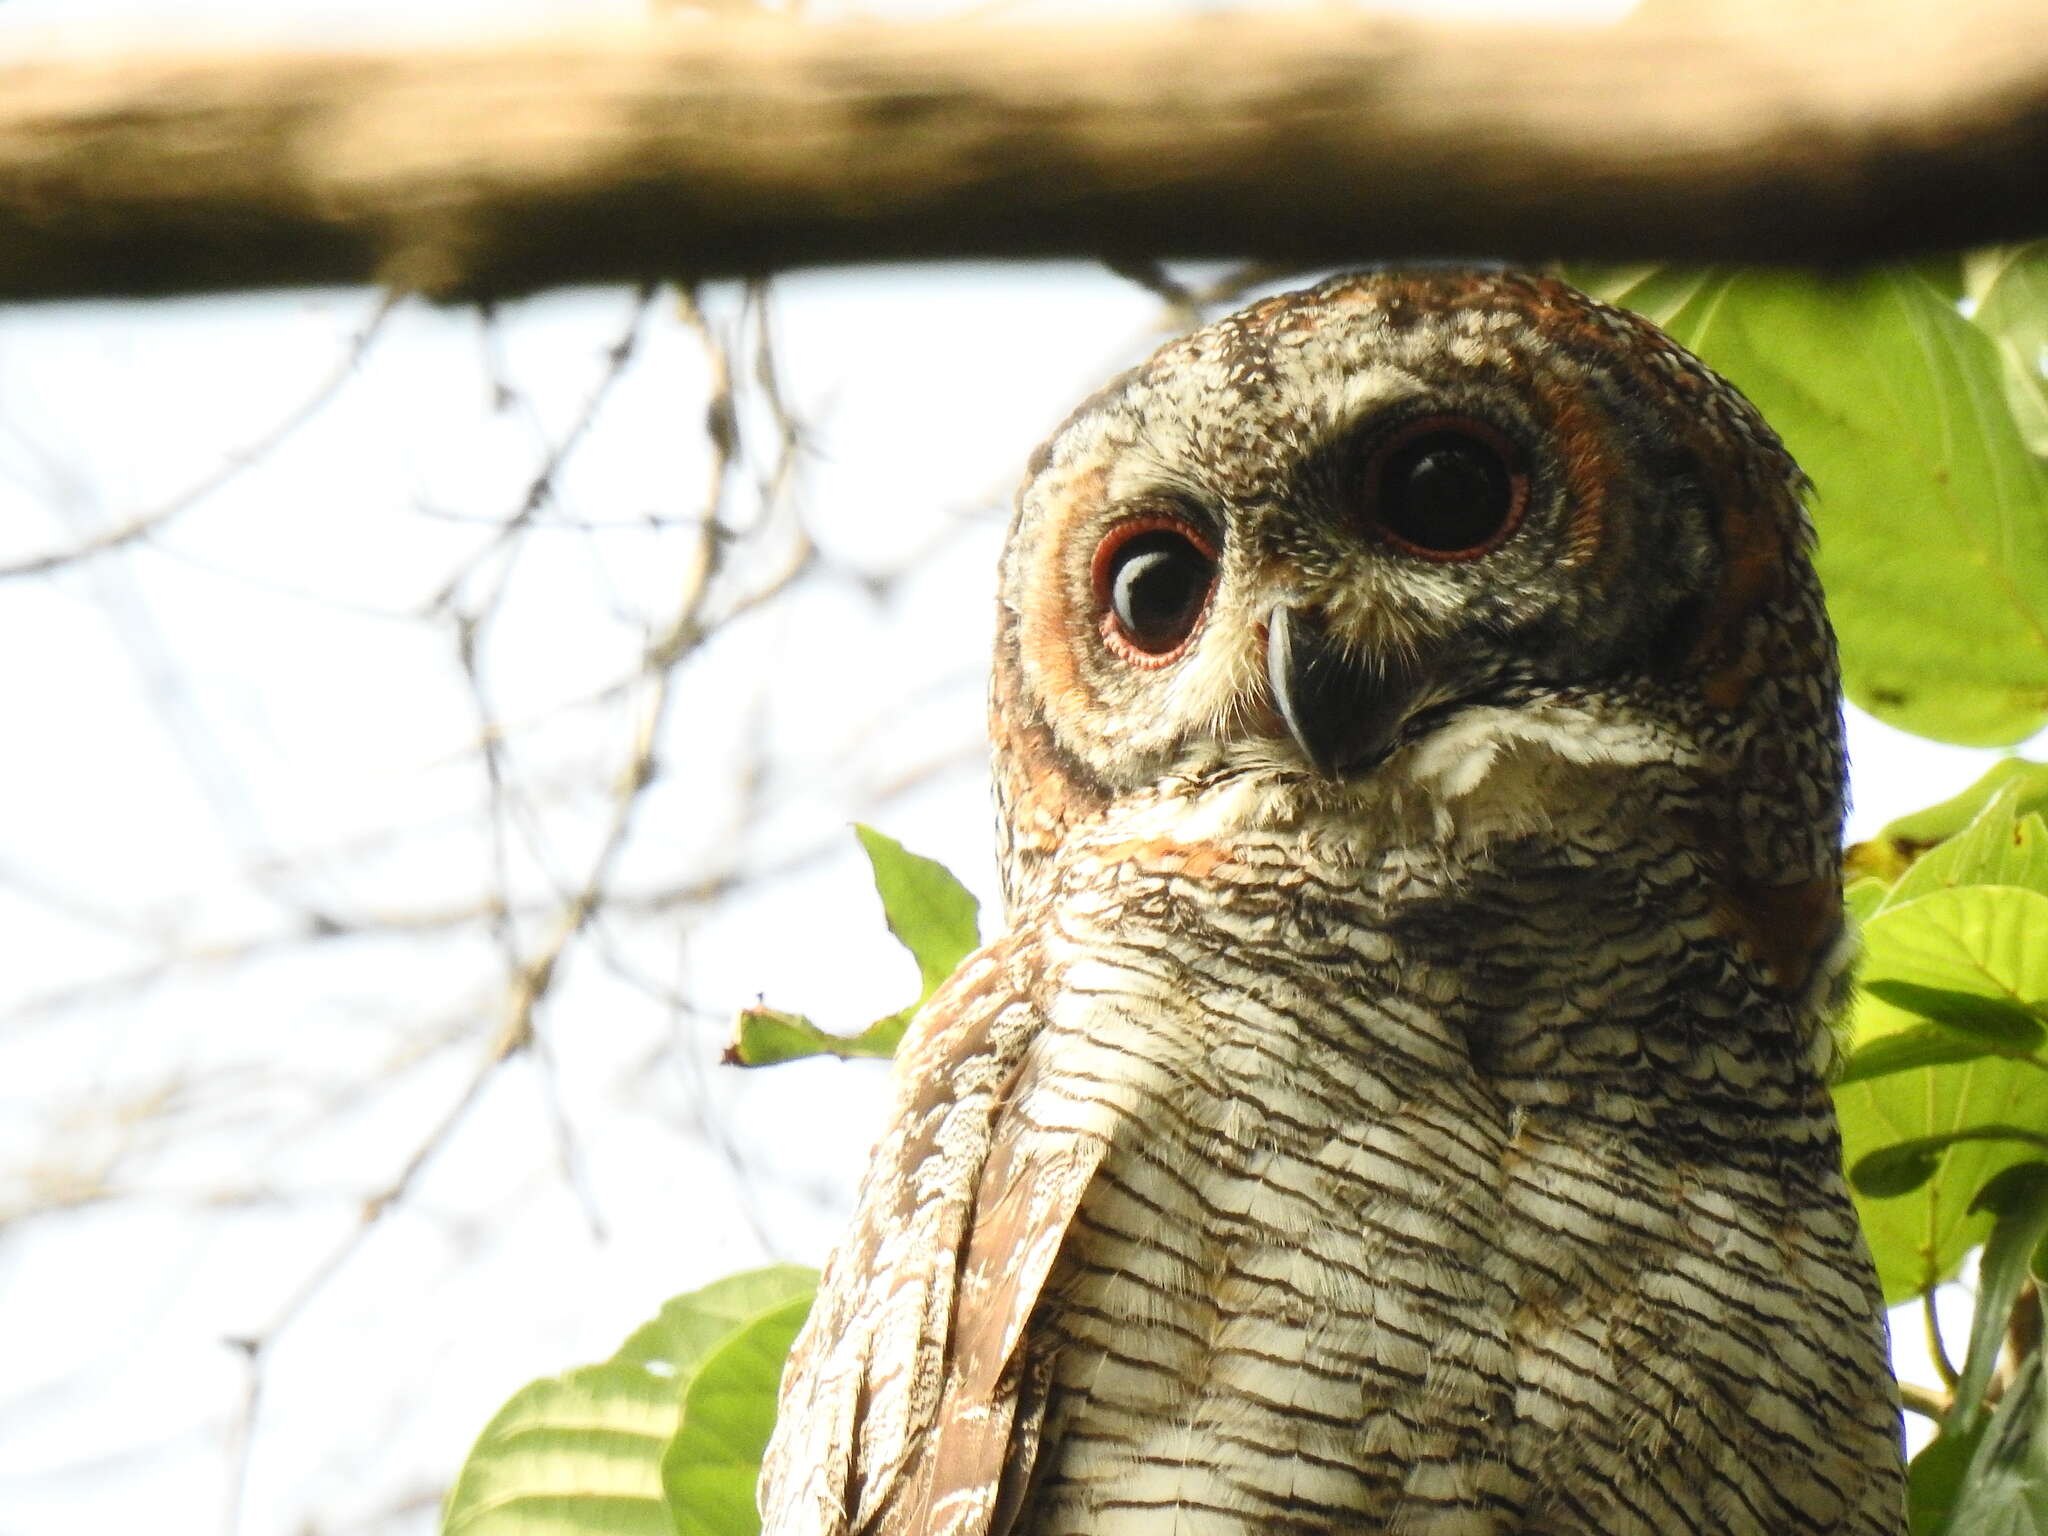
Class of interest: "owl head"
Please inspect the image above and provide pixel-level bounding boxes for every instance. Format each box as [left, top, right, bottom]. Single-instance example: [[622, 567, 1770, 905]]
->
[[991, 270, 1844, 950]]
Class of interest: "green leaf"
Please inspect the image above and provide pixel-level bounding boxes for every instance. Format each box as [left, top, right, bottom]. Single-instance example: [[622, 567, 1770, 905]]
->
[[1845, 874, 1891, 927], [1939, 1348, 2048, 1534], [853, 824, 981, 998], [1571, 265, 2048, 746], [1912, 1418, 1989, 1535], [1854, 1130, 2048, 1201], [1953, 1164, 2048, 1433], [1862, 887, 2048, 1026], [1864, 980, 2048, 1052], [1968, 244, 2048, 459], [723, 1006, 906, 1067], [1866, 762, 2048, 902], [1833, 886, 2048, 1299], [1933, 807, 2048, 902], [725, 828, 980, 1069], [1563, 264, 1725, 334], [1886, 807, 2048, 915], [1849, 1138, 1951, 1198], [1916, 252, 1970, 305], [1876, 761, 2048, 863], [661, 1294, 814, 1536], [1836, 1022, 2007, 1087], [442, 1266, 817, 1536]]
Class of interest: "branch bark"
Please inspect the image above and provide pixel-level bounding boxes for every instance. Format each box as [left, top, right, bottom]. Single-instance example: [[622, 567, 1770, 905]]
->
[[2, 3, 2045, 303]]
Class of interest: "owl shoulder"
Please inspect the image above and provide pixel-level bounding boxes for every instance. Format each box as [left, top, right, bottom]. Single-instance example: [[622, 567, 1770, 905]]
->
[[758, 931, 1109, 1536]]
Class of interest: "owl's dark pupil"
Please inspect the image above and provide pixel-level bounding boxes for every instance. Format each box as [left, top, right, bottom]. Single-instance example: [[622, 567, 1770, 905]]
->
[[1109, 531, 1212, 654], [1377, 432, 1514, 554]]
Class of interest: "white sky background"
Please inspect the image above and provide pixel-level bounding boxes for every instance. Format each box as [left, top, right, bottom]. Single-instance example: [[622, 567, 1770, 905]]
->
[[0, 0, 2025, 1532]]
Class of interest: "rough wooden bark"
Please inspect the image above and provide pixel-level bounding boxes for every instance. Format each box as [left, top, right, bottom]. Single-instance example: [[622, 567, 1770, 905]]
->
[[2, 3, 2045, 303]]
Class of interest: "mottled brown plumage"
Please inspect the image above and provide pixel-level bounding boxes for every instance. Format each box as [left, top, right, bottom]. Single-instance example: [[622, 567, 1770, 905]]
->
[[760, 270, 1906, 1535]]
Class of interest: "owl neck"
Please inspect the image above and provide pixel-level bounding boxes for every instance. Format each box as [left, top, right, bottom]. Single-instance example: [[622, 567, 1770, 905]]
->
[[1022, 718, 1850, 1128]]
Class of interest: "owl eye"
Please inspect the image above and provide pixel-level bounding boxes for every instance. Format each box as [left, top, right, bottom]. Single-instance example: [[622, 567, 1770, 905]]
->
[[1367, 416, 1527, 559], [1093, 517, 1217, 663]]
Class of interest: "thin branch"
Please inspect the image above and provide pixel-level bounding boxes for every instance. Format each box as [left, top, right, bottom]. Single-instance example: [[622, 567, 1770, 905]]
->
[[4, 3, 2047, 305], [0, 847, 854, 1034], [216, 282, 752, 1535], [427, 286, 654, 613], [1926, 1288, 1961, 1390], [1897, 1379, 1954, 1421], [0, 294, 394, 576], [220, 1017, 520, 1536], [437, 282, 805, 1236]]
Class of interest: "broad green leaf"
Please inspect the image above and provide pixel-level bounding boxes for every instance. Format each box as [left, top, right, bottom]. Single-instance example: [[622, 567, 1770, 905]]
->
[[1864, 981, 2047, 1052], [1833, 885, 2048, 1299], [1953, 1165, 2048, 1433], [1913, 1419, 1989, 1535], [443, 1266, 817, 1536], [853, 824, 981, 998], [1860, 887, 2048, 1022], [1876, 760, 2048, 861], [1836, 1022, 2007, 1088], [1968, 244, 2048, 459], [1573, 266, 2048, 746], [1932, 808, 2048, 902], [1852, 1129, 2048, 1200], [1868, 763, 2048, 903], [1940, 1347, 2048, 1534], [1886, 805, 2048, 913], [1562, 264, 1724, 332], [1845, 874, 1890, 927], [724, 1006, 906, 1067], [1916, 253, 1970, 305], [1849, 1139, 1948, 1199], [661, 1294, 814, 1536], [726, 828, 979, 1069]]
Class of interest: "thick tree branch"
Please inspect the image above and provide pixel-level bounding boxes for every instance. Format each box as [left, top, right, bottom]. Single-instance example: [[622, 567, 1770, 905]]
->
[[2, 3, 2045, 303]]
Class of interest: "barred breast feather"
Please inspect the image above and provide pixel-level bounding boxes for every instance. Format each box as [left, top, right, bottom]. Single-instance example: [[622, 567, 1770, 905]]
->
[[761, 765, 1901, 1536]]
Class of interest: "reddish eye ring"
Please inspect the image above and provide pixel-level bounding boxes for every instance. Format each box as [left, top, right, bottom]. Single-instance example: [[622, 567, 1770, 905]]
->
[[1091, 513, 1219, 667], [1364, 414, 1528, 561]]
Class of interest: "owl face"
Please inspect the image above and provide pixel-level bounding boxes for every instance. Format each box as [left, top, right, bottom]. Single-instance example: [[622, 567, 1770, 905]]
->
[[994, 269, 1822, 873]]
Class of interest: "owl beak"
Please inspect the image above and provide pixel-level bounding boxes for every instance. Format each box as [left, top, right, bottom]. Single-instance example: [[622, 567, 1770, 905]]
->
[[1266, 605, 1417, 778]]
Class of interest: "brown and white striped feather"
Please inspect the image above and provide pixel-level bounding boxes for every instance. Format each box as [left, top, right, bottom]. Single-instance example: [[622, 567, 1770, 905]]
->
[[759, 936, 1113, 1536]]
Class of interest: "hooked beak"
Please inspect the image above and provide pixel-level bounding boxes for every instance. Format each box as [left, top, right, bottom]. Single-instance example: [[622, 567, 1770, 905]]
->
[[1265, 605, 1421, 779]]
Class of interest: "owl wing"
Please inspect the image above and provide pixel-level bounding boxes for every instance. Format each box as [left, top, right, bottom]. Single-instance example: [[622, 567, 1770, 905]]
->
[[758, 934, 1108, 1536]]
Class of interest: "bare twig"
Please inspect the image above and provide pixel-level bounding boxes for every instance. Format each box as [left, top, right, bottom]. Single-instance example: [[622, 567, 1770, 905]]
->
[[0, 294, 394, 577], [428, 285, 654, 613], [1897, 1379, 1954, 1422], [220, 1013, 519, 1536], [213, 280, 810, 1536]]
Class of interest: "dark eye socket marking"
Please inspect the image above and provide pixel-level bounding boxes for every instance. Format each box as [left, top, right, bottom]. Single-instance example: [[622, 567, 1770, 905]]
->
[[1364, 414, 1528, 560], [1091, 514, 1218, 666]]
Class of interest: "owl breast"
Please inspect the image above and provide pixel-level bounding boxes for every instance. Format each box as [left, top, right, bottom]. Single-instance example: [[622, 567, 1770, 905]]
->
[[1018, 859, 1515, 1532], [1002, 786, 1897, 1536]]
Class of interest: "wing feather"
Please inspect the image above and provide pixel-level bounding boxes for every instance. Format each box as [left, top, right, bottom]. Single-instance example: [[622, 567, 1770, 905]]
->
[[759, 935, 1099, 1536], [904, 1104, 1108, 1536]]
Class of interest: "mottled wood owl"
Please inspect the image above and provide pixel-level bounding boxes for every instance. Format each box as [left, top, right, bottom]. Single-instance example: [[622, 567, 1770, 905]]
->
[[759, 270, 1906, 1535]]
